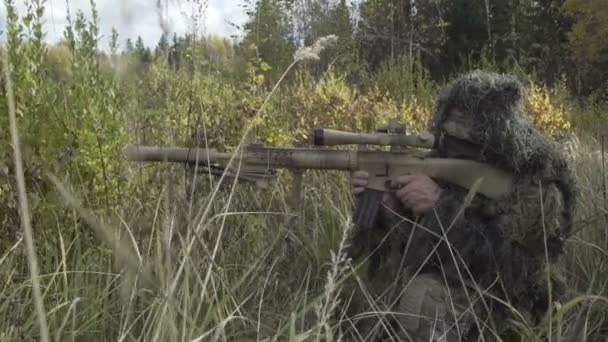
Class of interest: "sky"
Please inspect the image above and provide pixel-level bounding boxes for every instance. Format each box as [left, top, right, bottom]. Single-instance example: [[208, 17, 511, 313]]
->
[[0, 0, 250, 50]]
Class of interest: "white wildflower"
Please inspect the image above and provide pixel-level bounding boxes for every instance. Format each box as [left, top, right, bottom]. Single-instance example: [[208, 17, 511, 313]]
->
[[294, 35, 339, 62]]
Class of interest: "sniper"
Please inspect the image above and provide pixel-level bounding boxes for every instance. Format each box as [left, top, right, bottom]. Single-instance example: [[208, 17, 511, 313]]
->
[[344, 70, 577, 341]]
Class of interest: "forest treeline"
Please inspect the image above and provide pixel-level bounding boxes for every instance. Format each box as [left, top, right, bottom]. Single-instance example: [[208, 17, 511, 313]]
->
[[118, 0, 608, 98]]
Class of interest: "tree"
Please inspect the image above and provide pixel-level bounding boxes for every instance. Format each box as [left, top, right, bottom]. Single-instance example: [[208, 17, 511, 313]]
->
[[155, 32, 169, 58], [291, 0, 356, 77], [125, 38, 134, 54], [168, 33, 181, 69], [505, 0, 571, 83], [134, 36, 152, 64], [356, 0, 448, 74], [562, 0, 608, 94], [440, 0, 491, 75], [332, 0, 358, 74], [206, 35, 234, 67], [436, 0, 572, 82], [241, 0, 296, 83]]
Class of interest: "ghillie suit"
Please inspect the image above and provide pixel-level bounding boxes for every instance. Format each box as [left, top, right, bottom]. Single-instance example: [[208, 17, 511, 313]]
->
[[343, 70, 577, 341]]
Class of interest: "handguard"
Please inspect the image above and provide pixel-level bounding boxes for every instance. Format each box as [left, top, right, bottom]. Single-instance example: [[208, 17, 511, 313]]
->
[[353, 188, 385, 229]]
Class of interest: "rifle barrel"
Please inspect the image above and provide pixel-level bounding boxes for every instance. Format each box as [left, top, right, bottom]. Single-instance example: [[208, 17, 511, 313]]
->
[[124, 145, 231, 164]]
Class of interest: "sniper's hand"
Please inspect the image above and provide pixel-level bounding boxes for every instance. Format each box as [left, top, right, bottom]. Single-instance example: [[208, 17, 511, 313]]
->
[[351, 171, 399, 210], [393, 175, 442, 216]]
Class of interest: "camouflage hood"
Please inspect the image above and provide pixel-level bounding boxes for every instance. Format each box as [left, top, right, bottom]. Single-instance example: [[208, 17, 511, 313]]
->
[[430, 70, 577, 239]]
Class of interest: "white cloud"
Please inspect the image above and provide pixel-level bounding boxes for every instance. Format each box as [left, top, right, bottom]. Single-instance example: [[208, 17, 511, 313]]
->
[[0, 0, 249, 50]]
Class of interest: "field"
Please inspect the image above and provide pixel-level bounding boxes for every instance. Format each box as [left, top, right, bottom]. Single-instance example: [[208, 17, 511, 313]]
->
[[1, 0, 608, 341]]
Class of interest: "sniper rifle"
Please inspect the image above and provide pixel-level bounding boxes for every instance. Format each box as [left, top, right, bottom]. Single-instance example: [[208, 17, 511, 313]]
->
[[124, 122, 513, 229]]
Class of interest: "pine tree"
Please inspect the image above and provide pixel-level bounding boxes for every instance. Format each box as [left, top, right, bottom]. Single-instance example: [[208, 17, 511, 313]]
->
[[356, 0, 447, 73], [440, 0, 488, 75], [125, 38, 134, 54], [155, 32, 170, 58], [134, 36, 152, 63], [562, 0, 607, 94], [241, 0, 295, 82], [303, 0, 356, 76]]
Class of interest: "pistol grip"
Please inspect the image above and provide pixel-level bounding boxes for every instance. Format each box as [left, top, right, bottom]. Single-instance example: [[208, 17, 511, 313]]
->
[[353, 189, 384, 229]]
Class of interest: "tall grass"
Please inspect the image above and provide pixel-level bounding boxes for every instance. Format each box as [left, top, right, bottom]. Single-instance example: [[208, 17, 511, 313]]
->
[[3, 38, 50, 342], [4, 138, 608, 340]]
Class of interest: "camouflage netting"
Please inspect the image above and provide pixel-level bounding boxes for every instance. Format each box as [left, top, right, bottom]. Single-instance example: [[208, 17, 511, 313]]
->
[[426, 70, 578, 323], [345, 71, 579, 338], [431, 70, 577, 244]]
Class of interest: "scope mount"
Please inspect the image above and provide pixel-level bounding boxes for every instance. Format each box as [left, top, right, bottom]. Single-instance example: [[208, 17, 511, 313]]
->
[[376, 119, 406, 135]]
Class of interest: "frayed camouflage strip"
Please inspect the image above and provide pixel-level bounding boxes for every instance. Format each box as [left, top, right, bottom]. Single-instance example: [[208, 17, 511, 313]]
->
[[431, 69, 577, 244]]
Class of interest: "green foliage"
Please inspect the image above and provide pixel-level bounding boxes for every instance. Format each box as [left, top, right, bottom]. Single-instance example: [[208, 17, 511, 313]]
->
[[357, 0, 449, 77], [0, 0, 127, 249], [241, 0, 296, 84], [512, 0, 571, 83], [562, 0, 608, 94], [295, 0, 358, 78], [134, 36, 152, 64], [155, 32, 169, 57], [562, 0, 608, 66], [371, 54, 436, 104], [60, 2, 127, 209]]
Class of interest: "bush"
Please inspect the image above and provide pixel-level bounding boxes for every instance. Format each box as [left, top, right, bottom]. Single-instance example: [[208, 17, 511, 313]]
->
[[525, 79, 572, 138]]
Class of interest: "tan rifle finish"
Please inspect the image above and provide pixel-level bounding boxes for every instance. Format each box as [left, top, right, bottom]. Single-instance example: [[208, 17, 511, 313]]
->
[[124, 144, 513, 200]]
